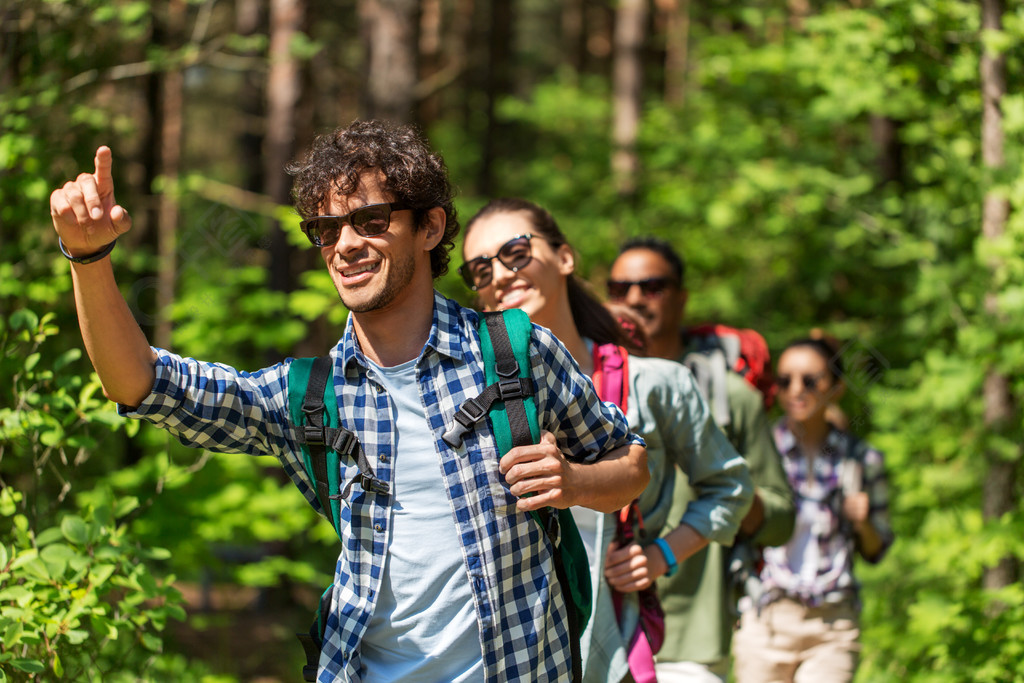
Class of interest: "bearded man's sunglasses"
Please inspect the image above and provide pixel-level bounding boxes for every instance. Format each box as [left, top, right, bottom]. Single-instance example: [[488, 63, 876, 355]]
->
[[606, 277, 676, 301], [299, 202, 412, 247], [458, 234, 534, 291]]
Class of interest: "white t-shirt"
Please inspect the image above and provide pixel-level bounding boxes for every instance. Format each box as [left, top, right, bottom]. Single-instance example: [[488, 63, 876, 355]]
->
[[360, 358, 483, 683]]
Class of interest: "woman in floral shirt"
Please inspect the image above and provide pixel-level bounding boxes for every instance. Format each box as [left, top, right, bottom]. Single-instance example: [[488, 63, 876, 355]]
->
[[733, 337, 894, 683]]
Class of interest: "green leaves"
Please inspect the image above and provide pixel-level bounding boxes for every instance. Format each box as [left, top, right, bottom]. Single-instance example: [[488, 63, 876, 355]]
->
[[0, 488, 189, 681], [59, 516, 89, 545]]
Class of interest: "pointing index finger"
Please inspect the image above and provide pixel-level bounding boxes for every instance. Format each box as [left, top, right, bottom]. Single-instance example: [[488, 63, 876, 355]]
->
[[93, 146, 113, 195]]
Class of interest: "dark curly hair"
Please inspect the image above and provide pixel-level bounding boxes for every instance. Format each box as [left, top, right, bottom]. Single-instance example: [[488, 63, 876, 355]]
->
[[287, 119, 459, 278]]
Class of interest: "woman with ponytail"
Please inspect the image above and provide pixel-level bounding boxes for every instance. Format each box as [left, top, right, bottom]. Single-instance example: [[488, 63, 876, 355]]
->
[[460, 198, 753, 683]]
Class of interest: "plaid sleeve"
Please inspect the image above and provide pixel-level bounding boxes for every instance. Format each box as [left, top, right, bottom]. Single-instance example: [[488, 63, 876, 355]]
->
[[116, 348, 311, 499], [862, 444, 895, 562], [528, 324, 642, 463]]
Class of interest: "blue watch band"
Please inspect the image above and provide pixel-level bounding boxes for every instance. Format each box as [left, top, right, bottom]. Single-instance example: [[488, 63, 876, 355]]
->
[[654, 537, 678, 577]]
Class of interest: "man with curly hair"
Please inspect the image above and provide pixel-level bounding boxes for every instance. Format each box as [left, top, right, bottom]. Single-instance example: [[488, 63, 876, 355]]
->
[[50, 120, 649, 683]]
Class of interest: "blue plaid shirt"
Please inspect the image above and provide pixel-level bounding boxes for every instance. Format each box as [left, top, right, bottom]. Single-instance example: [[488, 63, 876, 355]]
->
[[120, 291, 641, 682]]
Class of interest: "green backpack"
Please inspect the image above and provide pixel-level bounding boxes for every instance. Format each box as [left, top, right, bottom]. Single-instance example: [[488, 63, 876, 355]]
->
[[287, 308, 591, 683]]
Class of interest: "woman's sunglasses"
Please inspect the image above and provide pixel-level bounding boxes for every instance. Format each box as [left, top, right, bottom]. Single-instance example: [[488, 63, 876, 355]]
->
[[299, 202, 411, 247], [458, 234, 533, 290], [775, 373, 827, 392], [606, 277, 676, 301]]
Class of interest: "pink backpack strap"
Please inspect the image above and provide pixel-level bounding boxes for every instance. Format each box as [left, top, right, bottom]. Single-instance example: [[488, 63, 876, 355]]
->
[[591, 343, 629, 413]]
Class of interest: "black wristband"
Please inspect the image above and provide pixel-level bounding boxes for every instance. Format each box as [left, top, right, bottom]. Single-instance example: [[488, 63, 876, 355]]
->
[[59, 237, 116, 264]]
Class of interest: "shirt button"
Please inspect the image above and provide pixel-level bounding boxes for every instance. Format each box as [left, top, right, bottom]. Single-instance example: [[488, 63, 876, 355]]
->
[[374, 523, 385, 532], [379, 453, 389, 463], [375, 384, 384, 393]]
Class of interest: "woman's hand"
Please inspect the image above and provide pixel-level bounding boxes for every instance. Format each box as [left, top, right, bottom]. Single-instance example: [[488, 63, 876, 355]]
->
[[604, 541, 664, 592]]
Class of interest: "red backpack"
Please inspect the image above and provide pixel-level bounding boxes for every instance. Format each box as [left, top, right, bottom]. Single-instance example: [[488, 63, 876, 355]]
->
[[683, 324, 776, 425]]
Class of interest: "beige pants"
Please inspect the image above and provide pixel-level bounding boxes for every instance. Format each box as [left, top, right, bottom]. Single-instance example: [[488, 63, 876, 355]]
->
[[732, 597, 860, 683]]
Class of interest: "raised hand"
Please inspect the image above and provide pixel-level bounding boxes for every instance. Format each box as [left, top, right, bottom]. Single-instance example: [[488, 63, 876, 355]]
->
[[50, 146, 132, 256]]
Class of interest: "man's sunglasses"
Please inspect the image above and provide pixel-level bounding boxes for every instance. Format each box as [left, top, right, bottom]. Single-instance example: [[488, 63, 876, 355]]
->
[[458, 234, 533, 291], [775, 373, 827, 392], [299, 202, 412, 247], [606, 277, 676, 301]]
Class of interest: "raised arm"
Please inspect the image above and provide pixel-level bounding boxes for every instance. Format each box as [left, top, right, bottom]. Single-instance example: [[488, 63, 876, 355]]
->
[[50, 146, 156, 406]]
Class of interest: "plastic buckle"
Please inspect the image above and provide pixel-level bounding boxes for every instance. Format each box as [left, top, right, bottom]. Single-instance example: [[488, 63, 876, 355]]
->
[[544, 509, 560, 544], [495, 359, 520, 379], [360, 474, 391, 495], [331, 428, 358, 458], [442, 421, 470, 448], [459, 397, 487, 422], [303, 424, 326, 446], [497, 378, 524, 400]]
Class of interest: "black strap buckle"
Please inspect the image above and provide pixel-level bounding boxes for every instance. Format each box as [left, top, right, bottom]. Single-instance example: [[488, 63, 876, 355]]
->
[[303, 424, 326, 446], [442, 397, 488, 448], [459, 396, 487, 422], [330, 428, 358, 458], [498, 378, 525, 400], [359, 474, 391, 495], [495, 359, 520, 379]]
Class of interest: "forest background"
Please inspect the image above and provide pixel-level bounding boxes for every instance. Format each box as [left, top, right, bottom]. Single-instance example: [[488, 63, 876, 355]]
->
[[2, 0, 1024, 680]]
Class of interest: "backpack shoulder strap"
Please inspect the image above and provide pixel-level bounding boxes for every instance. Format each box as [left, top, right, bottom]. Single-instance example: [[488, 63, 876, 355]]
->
[[288, 356, 343, 539], [681, 348, 732, 427], [591, 343, 629, 413], [481, 309, 540, 449], [288, 356, 390, 544], [840, 432, 867, 497], [441, 309, 537, 448], [444, 309, 587, 681]]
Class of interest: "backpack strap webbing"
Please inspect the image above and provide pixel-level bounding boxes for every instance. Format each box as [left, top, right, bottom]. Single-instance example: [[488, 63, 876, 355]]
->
[[288, 357, 390, 681], [479, 310, 584, 683], [289, 357, 390, 539]]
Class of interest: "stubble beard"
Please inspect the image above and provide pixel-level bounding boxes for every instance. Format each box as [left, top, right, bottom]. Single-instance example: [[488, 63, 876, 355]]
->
[[337, 248, 418, 313]]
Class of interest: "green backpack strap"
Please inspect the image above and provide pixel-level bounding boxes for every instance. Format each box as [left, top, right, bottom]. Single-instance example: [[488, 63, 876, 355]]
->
[[477, 310, 590, 683], [288, 356, 390, 544], [288, 356, 392, 681], [480, 310, 540, 449], [289, 357, 344, 541]]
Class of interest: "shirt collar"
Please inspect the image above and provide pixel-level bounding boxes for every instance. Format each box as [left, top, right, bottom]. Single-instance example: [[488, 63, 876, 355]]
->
[[336, 290, 469, 374], [773, 419, 844, 457]]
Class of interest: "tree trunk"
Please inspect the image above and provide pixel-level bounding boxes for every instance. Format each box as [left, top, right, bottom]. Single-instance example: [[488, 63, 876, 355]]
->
[[359, 0, 417, 123], [870, 115, 903, 187], [562, 0, 586, 75], [154, 0, 186, 350], [612, 0, 646, 198], [265, 0, 305, 294], [979, 0, 1017, 592], [236, 0, 265, 194], [417, 0, 442, 126], [659, 0, 689, 106], [478, 0, 513, 196]]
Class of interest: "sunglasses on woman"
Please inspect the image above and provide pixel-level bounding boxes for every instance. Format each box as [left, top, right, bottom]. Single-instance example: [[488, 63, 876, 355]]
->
[[775, 373, 827, 392], [458, 234, 534, 290], [606, 277, 676, 301], [299, 202, 412, 247]]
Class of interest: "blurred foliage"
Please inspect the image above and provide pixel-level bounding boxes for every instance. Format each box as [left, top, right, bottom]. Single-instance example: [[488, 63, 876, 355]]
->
[[3, 0, 1024, 680]]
